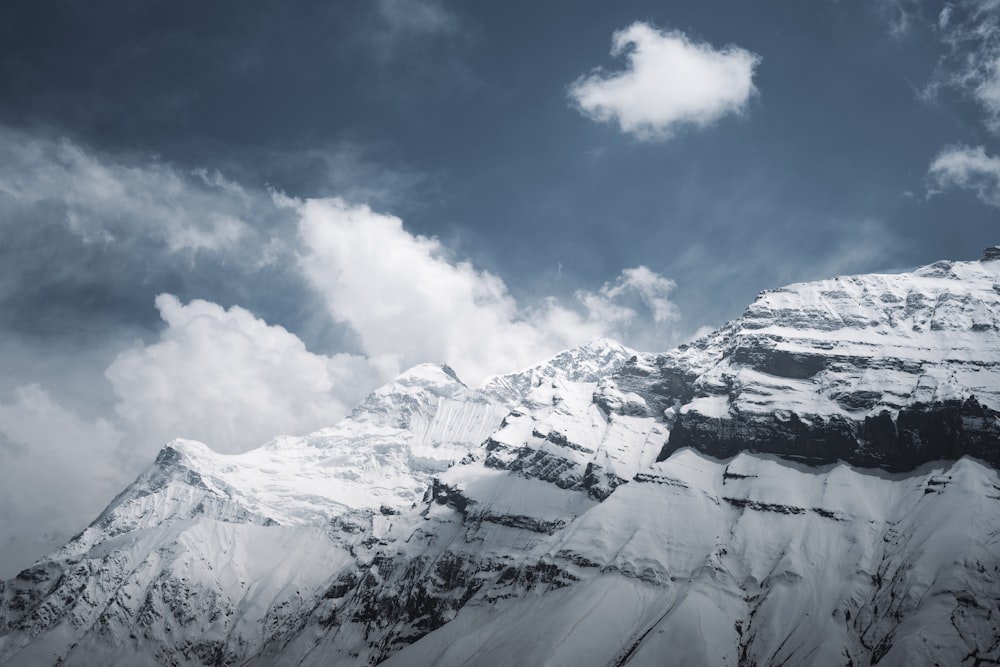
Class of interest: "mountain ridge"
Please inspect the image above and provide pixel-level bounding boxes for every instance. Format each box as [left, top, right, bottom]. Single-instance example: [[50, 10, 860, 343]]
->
[[2, 251, 1000, 666]]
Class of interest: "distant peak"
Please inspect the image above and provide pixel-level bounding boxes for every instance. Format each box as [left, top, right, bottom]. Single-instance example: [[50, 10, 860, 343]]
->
[[578, 336, 628, 352], [157, 438, 213, 459], [981, 246, 1000, 262], [383, 362, 468, 392]]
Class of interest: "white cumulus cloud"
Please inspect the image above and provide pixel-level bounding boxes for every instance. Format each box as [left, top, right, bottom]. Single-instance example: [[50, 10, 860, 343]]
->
[[105, 294, 391, 456], [928, 144, 1000, 207], [292, 196, 681, 384], [568, 22, 760, 141]]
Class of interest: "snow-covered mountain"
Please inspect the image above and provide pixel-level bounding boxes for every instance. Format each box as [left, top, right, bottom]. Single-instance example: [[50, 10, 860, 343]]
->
[[3, 251, 1000, 666]]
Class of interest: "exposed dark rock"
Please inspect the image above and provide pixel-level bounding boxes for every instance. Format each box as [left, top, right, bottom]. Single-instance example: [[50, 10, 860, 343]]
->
[[730, 344, 829, 380], [581, 462, 627, 501], [723, 497, 807, 514], [469, 512, 566, 534], [660, 398, 1000, 471], [981, 246, 1000, 262], [426, 480, 469, 514], [833, 390, 884, 412], [722, 467, 758, 482]]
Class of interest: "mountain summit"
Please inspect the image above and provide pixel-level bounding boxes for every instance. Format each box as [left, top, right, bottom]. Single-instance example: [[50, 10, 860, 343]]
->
[[2, 255, 999, 666]]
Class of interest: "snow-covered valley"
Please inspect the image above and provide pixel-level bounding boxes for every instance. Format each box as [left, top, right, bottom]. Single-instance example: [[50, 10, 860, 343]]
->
[[2, 251, 1000, 666]]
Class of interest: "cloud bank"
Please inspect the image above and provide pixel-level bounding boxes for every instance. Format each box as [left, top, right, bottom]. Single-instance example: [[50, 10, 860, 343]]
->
[[568, 22, 760, 140]]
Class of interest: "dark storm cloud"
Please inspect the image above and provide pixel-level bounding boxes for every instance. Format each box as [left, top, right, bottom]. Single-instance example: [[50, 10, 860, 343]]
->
[[0, 125, 356, 353]]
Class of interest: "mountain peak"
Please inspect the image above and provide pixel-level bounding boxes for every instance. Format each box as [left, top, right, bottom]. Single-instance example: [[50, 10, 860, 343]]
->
[[5, 253, 1000, 667], [577, 336, 631, 353], [387, 362, 468, 392], [477, 337, 635, 406]]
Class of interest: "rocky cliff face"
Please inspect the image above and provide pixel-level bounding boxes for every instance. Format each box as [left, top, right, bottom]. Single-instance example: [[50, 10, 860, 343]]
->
[[627, 252, 1000, 470], [2, 253, 1000, 666]]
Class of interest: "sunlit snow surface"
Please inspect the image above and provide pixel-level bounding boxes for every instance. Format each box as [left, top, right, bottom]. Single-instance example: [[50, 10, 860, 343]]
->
[[665, 257, 1000, 418], [386, 452, 1000, 667], [3, 259, 1000, 666]]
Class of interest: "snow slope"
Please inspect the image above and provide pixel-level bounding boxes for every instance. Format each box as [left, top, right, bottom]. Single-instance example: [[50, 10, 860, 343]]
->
[[0, 341, 634, 666], [385, 451, 1000, 666]]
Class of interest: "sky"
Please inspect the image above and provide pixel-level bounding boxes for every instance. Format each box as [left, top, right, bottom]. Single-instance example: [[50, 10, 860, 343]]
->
[[1, 0, 999, 576]]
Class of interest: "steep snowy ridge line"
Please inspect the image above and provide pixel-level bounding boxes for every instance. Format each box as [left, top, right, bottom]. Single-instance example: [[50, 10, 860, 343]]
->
[[378, 454, 1000, 666], [636, 252, 1000, 471], [0, 339, 637, 666], [3, 252, 1000, 666]]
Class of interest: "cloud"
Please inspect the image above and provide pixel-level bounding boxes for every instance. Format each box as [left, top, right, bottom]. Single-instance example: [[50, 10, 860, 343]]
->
[[939, 5, 954, 31], [0, 291, 390, 575], [0, 385, 121, 578], [0, 125, 317, 350], [105, 294, 391, 456], [881, 2, 1000, 202], [574, 266, 681, 352], [375, 0, 458, 37], [260, 140, 434, 208], [918, 0, 1000, 132], [568, 22, 760, 141], [928, 144, 1000, 206], [0, 127, 254, 254], [596, 266, 679, 323], [292, 197, 681, 384], [877, 0, 927, 39], [361, 0, 463, 65]]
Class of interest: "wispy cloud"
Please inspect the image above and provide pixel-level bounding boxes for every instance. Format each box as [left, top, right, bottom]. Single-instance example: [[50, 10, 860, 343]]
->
[[877, 0, 927, 39], [375, 0, 459, 37], [928, 144, 1000, 206], [259, 140, 434, 209], [880, 1, 1000, 203], [0, 127, 255, 254], [917, 0, 1000, 132], [361, 0, 463, 64], [568, 22, 760, 141]]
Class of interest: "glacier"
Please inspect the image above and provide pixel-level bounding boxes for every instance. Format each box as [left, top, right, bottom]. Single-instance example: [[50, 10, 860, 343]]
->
[[2, 251, 1000, 666]]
